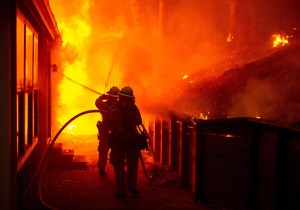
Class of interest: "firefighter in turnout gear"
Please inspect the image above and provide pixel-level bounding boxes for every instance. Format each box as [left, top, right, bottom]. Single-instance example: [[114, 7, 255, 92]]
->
[[95, 86, 120, 177], [107, 86, 144, 198]]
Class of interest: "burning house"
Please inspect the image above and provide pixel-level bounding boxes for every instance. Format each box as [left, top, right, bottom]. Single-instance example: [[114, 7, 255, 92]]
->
[[1, 0, 300, 209]]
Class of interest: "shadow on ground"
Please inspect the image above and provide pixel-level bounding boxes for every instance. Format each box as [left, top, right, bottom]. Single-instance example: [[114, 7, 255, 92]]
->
[[41, 151, 210, 210]]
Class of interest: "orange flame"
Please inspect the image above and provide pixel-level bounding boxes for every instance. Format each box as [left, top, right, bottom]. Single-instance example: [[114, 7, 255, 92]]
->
[[226, 33, 234, 43], [50, 0, 125, 137], [55, 3, 96, 135], [199, 113, 208, 120], [273, 34, 289, 47]]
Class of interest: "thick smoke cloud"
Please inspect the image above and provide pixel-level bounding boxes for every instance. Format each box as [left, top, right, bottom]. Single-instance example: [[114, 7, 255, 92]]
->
[[48, 0, 300, 162], [50, 0, 300, 129]]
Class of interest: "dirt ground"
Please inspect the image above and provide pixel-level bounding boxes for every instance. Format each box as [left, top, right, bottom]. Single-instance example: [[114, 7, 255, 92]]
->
[[40, 151, 211, 210]]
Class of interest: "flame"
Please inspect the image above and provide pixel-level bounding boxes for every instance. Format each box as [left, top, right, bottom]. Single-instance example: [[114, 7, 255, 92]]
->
[[50, 1, 293, 139], [226, 33, 234, 43], [199, 112, 208, 120], [55, 4, 95, 135], [272, 34, 289, 47], [50, 0, 108, 162], [50, 0, 125, 137]]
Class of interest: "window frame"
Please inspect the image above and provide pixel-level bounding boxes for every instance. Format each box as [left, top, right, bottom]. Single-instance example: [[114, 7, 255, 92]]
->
[[16, 9, 39, 171]]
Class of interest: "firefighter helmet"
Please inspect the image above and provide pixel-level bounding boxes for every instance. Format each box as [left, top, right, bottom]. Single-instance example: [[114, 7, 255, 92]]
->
[[106, 86, 119, 97], [119, 86, 134, 98]]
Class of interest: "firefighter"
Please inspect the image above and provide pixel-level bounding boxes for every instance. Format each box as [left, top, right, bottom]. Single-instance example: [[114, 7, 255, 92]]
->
[[95, 86, 120, 177], [107, 86, 143, 198]]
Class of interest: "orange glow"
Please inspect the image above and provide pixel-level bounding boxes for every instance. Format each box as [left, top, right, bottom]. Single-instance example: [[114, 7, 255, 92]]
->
[[50, 0, 221, 141], [55, 9, 96, 135], [49, 1, 296, 144], [199, 113, 208, 120], [49, 1, 237, 136], [226, 33, 233, 43], [273, 34, 289, 47], [50, 0, 127, 138]]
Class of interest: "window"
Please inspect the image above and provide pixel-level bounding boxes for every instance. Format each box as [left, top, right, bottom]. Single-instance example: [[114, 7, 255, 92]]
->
[[16, 11, 39, 170]]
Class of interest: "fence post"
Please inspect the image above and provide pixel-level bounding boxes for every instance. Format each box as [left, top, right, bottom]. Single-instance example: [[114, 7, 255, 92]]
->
[[147, 119, 155, 157], [195, 120, 205, 202], [276, 128, 288, 210], [171, 115, 179, 171], [181, 120, 191, 188], [162, 119, 170, 165], [154, 117, 162, 164]]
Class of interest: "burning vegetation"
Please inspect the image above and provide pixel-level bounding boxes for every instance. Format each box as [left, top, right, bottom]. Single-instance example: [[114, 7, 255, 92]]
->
[[171, 42, 300, 124]]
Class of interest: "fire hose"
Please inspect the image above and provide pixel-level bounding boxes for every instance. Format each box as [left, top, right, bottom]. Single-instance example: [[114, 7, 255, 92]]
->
[[137, 124, 156, 181], [35, 109, 155, 209]]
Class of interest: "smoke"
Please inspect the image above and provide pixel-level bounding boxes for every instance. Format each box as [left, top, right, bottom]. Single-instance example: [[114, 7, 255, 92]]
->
[[50, 0, 300, 135], [49, 0, 229, 127], [230, 79, 288, 121], [172, 44, 300, 123], [48, 0, 300, 161], [102, 0, 232, 110], [229, 48, 300, 123]]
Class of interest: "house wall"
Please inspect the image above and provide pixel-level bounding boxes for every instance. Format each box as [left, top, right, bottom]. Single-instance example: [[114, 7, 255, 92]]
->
[[0, 0, 59, 209], [0, 1, 18, 209]]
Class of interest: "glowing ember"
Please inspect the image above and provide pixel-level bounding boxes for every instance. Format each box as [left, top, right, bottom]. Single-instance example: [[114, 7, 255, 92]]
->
[[273, 34, 289, 47], [199, 113, 208, 120], [226, 33, 234, 43], [182, 75, 188, 79]]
